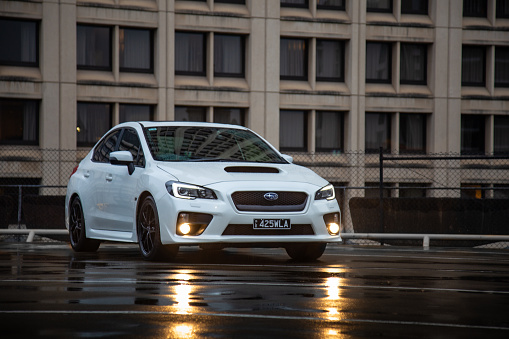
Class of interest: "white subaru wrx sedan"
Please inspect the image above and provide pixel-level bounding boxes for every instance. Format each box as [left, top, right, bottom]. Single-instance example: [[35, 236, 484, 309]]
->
[[65, 121, 341, 261]]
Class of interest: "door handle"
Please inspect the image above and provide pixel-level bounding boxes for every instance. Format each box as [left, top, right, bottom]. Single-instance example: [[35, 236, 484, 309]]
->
[[84, 171, 90, 178], [105, 174, 113, 182]]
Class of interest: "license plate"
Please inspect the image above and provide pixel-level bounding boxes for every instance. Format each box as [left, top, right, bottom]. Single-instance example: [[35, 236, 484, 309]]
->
[[253, 219, 291, 229]]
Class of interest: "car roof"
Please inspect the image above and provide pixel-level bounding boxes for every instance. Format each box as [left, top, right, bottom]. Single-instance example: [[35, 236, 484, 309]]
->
[[121, 121, 250, 131]]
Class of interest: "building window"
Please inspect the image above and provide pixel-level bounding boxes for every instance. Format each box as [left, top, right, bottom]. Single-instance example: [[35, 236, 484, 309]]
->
[[461, 115, 485, 155], [0, 19, 38, 67], [317, 0, 345, 10], [175, 32, 206, 76], [280, 110, 308, 152], [281, 0, 309, 8], [399, 183, 428, 198], [493, 185, 509, 199], [316, 40, 344, 82], [494, 116, 509, 155], [366, 42, 391, 83], [400, 43, 427, 85], [365, 182, 392, 198], [497, 0, 509, 18], [463, 0, 487, 17], [175, 106, 207, 122], [400, 114, 426, 154], [365, 113, 391, 153], [461, 184, 485, 199], [401, 0, 428, 15], [119, 28, 153, 73], [119, 104, 154, 123], [0, 99, 38, 145], [280, 38, 308, 81], [77, 25, 111, 71], [495, 47, 509, 88], [77, 103, 112, 147], [214, 108, 245, 126], [367, 0, 393, 13], [214, 34, 245, 78], [462, 45, 486, 87], [316, 111, 344, 152]]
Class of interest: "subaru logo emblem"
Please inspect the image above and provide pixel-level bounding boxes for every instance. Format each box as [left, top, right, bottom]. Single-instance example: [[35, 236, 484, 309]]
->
[[264, 192, 279, 201]]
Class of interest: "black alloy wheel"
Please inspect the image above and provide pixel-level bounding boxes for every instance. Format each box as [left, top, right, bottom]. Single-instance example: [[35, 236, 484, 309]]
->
[[69, 197, 100, 252], [137, 196, 179, 261]]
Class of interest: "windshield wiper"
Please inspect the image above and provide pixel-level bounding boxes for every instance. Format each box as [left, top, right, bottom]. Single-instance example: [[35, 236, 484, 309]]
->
[[187, 157, 240, 162]]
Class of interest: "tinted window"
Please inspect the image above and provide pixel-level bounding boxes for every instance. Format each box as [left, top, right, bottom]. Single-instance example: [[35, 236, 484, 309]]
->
[[0, 99, 39, 145], [92, 130, 121, 163], [77, 25, 111, 70], [119, 128, 145, 167], [0, 19, 38, 66], [119, 28, 153, 73]]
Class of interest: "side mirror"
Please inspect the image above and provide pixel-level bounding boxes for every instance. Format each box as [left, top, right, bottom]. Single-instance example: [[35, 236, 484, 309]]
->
[[110, 151, 135, 175], [281, 154, 293, 164]]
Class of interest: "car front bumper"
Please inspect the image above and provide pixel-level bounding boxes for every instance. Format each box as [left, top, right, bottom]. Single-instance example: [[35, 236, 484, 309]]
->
[[154, 181, 342, 246]]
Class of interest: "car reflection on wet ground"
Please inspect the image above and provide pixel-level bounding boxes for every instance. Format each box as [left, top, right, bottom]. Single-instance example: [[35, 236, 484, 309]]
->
[[1, 243, 509, 338]]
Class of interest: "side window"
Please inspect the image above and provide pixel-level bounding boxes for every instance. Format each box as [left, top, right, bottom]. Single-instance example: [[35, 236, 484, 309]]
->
[[92, 130, 121, 163], [119, 128, 145, 167]]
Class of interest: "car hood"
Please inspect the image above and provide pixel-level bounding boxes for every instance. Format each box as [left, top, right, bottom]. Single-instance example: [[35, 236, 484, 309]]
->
[[156, 162, 328, 188]]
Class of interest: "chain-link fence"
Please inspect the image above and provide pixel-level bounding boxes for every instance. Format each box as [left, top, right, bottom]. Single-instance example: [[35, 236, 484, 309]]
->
[[1, 147, 509, 248]]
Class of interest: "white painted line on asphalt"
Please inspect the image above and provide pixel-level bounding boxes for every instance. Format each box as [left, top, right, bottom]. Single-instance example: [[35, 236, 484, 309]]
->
[[1, 278, 508, 295], [1, 310, 508, 332]]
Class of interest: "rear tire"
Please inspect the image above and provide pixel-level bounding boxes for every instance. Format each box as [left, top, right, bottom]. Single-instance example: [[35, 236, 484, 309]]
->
[[69, 197, 100, 252], [285, 243, 326, 261], [137, 196, 179, 261]]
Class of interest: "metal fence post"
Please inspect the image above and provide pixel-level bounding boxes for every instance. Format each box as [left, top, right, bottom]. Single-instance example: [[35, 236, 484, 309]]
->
[[379, 147, 384, 245], [17, 185, 22, 230]]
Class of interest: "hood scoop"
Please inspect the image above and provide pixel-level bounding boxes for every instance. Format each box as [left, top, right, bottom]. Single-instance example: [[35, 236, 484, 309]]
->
[[225, 166, 280, 174]]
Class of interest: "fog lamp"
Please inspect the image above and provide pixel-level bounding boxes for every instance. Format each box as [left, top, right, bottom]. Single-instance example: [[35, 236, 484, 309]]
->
[[179, 223, 191, 235], [323, 212, 341, 236], [327, 222, 340, 235], [176, 212, 213, 236]]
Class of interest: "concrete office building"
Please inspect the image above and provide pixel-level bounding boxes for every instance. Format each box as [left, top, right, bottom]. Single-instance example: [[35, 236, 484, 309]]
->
[[1, 0, 509, 195]]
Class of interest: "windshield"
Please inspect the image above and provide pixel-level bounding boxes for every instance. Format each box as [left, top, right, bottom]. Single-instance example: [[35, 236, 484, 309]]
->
[[143, 126, 286, 163]]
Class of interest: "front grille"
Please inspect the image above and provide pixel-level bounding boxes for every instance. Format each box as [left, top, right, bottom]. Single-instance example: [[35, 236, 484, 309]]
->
[[222, 224, 314, 236], [231, 191, 308, 212]]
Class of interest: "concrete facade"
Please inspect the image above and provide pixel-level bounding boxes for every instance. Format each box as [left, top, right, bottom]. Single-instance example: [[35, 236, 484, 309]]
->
[[1, 0, 509, 175]]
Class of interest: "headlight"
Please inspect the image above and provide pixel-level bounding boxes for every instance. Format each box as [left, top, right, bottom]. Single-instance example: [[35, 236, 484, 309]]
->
[[166, 181, 217, 200], [315, 184, 335, 201]]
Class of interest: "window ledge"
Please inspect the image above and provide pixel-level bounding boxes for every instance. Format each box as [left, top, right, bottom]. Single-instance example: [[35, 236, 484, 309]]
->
[[315, 82, 350, 95], [495, 18, 509, 28], [365, 83, 396, 96], [494, 87, 509, 99], [461, 86, 491, 98], [399, 84, 432, 97], [366, 12, 397, 25], [175, 75, 209, 89], [463, 17, 492, 29], [118, 72, 157, 87], [400, 15, 433, 27], [77, 70, 115, 84], [280, 8, 313, 21], [280, 80, 313, 92], [0, 66, 41, 82], [174, 75, 249, 92], [213, 77, 249, 91]]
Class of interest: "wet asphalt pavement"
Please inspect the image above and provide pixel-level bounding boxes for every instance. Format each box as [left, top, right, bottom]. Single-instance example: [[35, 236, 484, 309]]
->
[[0, 242, 509, 338]]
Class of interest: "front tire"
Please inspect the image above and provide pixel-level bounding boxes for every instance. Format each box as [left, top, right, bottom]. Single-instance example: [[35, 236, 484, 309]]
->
[[137, 196, 179, 261], [285, 243, 326, 261], [69, 197, 100, 252]]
